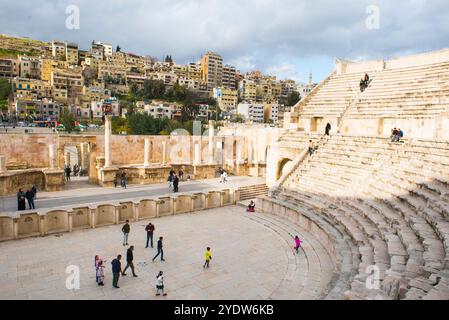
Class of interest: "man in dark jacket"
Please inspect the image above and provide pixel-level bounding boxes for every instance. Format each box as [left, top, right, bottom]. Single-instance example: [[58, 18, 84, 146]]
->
[[122, 246, 138, 277], [17, 189, 26, 211], [111, 254, 122, 288], [152, 237, 165, 262], [25, 189, 35, 209], [122, 220, 130, 246], [325, 123, 331, 136], [145, 222, 155, 248], [173, 175, 179, 193]]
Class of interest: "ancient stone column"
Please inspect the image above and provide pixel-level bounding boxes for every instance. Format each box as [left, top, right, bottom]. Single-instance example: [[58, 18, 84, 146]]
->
[[208, 120, 215, 164], [104, 115, 112, 167], [161, 141, 167, 165], [144, 138, 151, 167], [0, 155, 6, 173], [65, 152, 71, 168], [236, 141, 242, 163], [194, 142, 201, 165], [48, 144, 57, 169], [80, 142, 88, 170]]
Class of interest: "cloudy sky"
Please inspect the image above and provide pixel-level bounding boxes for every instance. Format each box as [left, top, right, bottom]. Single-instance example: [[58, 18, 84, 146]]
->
[[1, 0, 449, 83]]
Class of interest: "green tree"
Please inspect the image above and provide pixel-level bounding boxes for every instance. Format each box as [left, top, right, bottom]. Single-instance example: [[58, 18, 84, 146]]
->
[[287, 91, 301, 106], [0, 78, 11, 101], [57, 109, 76, 133]]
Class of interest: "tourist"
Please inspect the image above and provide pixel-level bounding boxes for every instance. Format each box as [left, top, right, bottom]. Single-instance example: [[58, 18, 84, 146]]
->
[[121, 172, 127, 189], [167, 172, 174, 189], [64, 165, 71, 181], [178, 169, 184, 181], [391, 128, 400, 142], [173, 174, 179, 193], [122, 245, 138, 277], [122, 220, 130, 246], [398, 128, 404, 142], [114, 172, 120, 188], [308, 140, 315, 156], [294, 236, 302, 254], [95, 255, 105, 286], [25, 189, 35, 210], [360, 78, 366, 92], [155, 271, 167, 296], [145, 222, 155, 248], [31, 185, 37, 200], [111, 255, 122, 288], [325, 123, 331, 136], [17, 189, 26, 211], [203, 247, 212, 269], [247, 200, 256, 213], [220, 170, 228, 183], [152, 236, 165, 262]]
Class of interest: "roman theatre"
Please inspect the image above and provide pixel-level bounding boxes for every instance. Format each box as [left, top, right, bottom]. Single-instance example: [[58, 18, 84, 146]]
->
[[1, 49, 449, 300]]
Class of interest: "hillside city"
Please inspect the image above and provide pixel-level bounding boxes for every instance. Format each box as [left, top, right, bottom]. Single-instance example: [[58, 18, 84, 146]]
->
[[0, 34, 317, 132]]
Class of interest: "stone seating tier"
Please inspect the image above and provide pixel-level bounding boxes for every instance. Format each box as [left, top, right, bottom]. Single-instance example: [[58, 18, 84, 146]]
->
[[273, 134, 449, 299]]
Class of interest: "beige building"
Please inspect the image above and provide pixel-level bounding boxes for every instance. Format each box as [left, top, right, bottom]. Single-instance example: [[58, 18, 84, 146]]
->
[[0, 58, 19, 78], [18, 56, 42, 79], [201, 52, 223, 90], [239, 79, 257, 103], [222, 65, 236, 90], [215, 88, 238, 112], [65, 43, 79, 66], [51, 40, 66, 60], [50, 70, 83, 102], [187, 63, 202, 81]]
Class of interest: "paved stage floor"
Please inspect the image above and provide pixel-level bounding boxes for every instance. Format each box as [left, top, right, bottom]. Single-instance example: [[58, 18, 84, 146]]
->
[[0, 206, 335, 300]]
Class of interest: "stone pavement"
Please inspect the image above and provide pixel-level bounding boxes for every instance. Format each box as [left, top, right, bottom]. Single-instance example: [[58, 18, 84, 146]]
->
[[0, 206, 334, 300], [0, 176, 265, 215]]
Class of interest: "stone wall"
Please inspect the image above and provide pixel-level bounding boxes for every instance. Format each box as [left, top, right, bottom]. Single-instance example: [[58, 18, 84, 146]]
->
[[0, 188, 238, 242]]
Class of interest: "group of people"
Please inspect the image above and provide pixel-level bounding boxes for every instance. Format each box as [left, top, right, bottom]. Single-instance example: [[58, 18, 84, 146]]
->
[[17, 185, 37, 210], [167, 170, 181, 192], [218, 168, 228, 183], [94, 219, 214, 296], [64, 164, 84, 181], [114, 172, 127, 189], [360, 73, 370, 92], [391, 128, 404, 142]]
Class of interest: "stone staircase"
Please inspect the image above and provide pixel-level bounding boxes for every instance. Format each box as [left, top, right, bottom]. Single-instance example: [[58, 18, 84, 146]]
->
[[270, 134, 449, 300], [238, 184, 269, 200]]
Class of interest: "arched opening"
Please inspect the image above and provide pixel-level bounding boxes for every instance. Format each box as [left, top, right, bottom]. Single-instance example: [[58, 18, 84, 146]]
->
[[277, 158, 292, 180]]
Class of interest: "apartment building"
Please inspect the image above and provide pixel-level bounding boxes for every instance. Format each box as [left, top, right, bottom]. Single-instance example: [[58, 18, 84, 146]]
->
[[66, 42, 79, 66], [98, 60, 127, 80], [239, 79, 257, 103], [91, 97, 120, 118], [237, 103, 265, 123], [50, 70, 83, 102], [187, 63, 201, 81], [0, 58, 19, 78], [222, 65, 236, 90], [51, 40, 66, 60], [200, 52, 223, 90], [18, 56, 42, 79], [92, 41, 113, 57], [13, 78, 51, 101], [214, 87, 238, 112]]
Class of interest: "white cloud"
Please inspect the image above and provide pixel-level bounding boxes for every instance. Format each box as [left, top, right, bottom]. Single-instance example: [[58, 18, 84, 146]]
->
[[1, 0, 448, 80]]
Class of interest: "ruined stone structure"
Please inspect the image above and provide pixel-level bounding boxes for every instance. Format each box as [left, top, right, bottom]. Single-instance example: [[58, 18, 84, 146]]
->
[[264, 49, 449, 300]]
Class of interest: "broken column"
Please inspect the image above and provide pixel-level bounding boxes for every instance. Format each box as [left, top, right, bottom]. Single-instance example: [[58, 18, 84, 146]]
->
[[104, 115, 112, 167], [161, 140, 167, 165], [0, 155, 6, 173], [144, 138, 151, 167], [49, 144, 57, 169], [208, 120, 215, 164]]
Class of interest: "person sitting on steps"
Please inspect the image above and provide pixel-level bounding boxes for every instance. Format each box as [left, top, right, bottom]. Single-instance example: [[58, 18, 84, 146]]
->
[[247, 200, 255, 213]]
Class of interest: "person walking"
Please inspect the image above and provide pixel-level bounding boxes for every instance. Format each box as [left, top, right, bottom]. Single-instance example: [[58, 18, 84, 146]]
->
[[155, 271, 167, 296], [325, 123, 331, 136], [17, 189, 26, 211], [25, 189, 35, 209], [114, 172, 120, 188], [121, 172, 127, 189], [31, 185, 37, 200], [122, 246, 138, 277], [203, 247, 212, 269], [167, 172, 174, 189], [64, 166, 71, 181], [294, 236, 302, 254], [95, 255, 105, 286], [152, 236, 165, 262], [173, 174, 179, 193], [122, 220, 130, 246], [145, 222, 155, 248], [111, 255, 122, 288]]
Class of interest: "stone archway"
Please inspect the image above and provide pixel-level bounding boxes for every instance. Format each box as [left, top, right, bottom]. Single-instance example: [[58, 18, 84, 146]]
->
[[277, 158, 292, 180]]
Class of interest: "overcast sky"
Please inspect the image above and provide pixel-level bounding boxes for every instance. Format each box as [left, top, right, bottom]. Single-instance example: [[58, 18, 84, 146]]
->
[[1, 0, 448, 83]]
